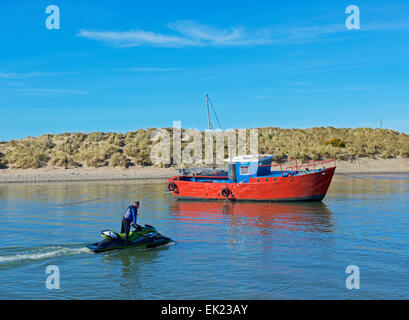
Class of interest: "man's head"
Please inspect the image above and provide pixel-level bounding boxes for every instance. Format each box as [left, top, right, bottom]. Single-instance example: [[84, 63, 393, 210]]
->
[[133, 201, 140, 208]]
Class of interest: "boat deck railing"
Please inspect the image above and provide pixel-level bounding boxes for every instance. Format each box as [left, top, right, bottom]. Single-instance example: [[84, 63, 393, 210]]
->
[[252, 158, 336, 175], [282, 158, 336, 174], [173, 159, 336, 182]]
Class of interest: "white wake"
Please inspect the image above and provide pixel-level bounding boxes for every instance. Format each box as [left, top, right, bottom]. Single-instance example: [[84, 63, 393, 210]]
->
[[0, 246, 91, 263]]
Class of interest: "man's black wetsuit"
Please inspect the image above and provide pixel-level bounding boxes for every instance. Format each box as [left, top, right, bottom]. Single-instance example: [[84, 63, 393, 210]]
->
[[121, 205, 138, 243]]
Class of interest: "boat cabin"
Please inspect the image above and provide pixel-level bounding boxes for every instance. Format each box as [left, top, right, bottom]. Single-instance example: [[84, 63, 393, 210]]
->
[[176, 155, 279, 184], [227, 155, 273, 183]]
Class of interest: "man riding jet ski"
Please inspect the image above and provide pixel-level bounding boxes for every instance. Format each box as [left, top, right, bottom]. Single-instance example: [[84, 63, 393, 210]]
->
[[122, 201, 140, 244], [86, 201, 172, 253]]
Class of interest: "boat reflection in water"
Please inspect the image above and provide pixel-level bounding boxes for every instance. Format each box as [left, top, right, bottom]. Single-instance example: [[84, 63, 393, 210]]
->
[[171, 200, 334, 234]]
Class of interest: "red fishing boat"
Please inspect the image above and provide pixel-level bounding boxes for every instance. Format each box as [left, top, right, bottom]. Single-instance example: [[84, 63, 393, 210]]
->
[[168, 156, 336, 202], [168, 95, 336, 202]]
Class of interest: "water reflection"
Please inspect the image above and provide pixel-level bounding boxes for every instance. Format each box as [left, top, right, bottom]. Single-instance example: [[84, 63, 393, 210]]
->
[[0, 180, 167, 205], [330, 174, 409, 198], [171, 200, 334, 234], [101, 246, 171, 299], [104, 248, 155, 269]]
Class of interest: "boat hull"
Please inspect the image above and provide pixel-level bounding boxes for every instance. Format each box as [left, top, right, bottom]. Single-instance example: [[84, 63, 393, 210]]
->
[[169, 167, 336, 202]]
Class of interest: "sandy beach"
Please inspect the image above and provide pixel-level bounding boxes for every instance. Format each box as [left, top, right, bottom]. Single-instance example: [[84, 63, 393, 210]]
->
[[0, 166, 178, 183], [334, 158, 409, 174], [0, 158, 408, 183]]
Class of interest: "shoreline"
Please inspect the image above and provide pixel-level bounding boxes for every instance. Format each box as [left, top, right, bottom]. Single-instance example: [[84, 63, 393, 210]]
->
[[0, 166, 178, 184], [0, 158, 408, 183]]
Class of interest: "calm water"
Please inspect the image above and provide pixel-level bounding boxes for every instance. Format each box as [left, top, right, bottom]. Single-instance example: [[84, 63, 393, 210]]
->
[[0, 173, 408, 299]]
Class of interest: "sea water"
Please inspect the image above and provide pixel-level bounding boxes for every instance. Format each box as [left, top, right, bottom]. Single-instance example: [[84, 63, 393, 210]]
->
[[0, 174, 408, 299]]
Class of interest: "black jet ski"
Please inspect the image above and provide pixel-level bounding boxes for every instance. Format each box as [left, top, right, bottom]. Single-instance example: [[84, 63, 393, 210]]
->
[[86, 224, 172, 253]]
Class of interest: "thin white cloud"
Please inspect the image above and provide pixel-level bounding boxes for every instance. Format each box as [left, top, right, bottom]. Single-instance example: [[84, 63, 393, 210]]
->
[[296, 86, 374, 93], [167, 20, 273, 46], [78, 29, 196, 47], [255, 95, 270, 100], [0, 71, 76, 79], [0, 71, 16, 78], [285, 81, 314, 86], [281, 24, 346, 44], [77, 17, 409, 48], [362, 20, 409, 31], [7, 88, 88, 95], [77, 20, 274, 47], [127, 67, 186, 72]]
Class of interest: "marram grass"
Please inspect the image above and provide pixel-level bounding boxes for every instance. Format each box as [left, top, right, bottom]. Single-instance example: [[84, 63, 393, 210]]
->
[[0, 127, 408, 169]]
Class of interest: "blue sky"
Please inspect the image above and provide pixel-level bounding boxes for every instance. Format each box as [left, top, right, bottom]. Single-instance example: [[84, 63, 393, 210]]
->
[[1, 0, 409, 140]]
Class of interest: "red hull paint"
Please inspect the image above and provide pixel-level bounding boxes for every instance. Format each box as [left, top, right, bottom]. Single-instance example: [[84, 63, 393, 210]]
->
[[169, 166, 336, 201]]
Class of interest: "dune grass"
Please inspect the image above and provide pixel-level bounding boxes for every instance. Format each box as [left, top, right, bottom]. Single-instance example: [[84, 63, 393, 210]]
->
[[0, 151, 8, 169], [0, 127, 408, 169]]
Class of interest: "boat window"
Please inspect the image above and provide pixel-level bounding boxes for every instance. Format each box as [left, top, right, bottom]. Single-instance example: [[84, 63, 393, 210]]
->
[[240, 165, 250, 175]]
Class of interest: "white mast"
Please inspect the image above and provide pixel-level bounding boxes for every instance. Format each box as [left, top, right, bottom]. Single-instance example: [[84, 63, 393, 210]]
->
[[205, 94, 215, 168], [206, 94, 212, 132]]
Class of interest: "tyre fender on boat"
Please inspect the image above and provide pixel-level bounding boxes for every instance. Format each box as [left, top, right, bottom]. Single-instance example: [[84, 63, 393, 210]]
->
[[168, 182, 179, 194], [221, 188, 230, 197]]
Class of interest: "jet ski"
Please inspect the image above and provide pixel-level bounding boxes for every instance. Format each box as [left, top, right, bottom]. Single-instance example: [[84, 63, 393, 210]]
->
[[86, 224, 172, 253]]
